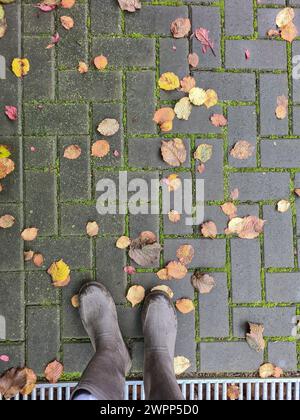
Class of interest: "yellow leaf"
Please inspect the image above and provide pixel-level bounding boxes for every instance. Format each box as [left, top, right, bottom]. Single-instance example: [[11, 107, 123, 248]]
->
[[126, 285, 145, 307], [204, 89, 218, 109], [174, 356, 191, 375], [158, 72, 180, 91], [48, 259, 70, 284], [12, 58, 30, 78], [276, 7, 295, 28], [0, 145, 11, 159], [189, 87, 207, 106]]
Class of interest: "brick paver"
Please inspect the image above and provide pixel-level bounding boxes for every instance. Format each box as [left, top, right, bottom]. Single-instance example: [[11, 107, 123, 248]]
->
[[0, 0, 300, 380]]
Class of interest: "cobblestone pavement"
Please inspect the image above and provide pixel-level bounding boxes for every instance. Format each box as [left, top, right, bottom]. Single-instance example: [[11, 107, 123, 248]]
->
[[0, 0, 300, 379]]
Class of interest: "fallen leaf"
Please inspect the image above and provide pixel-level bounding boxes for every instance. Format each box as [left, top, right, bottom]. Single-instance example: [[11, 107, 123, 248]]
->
[[91, 140, 110, 158], [117, 0, 141, 12], [191, 272, 216, 294], [86, 221, 99, 237], [295, 188, 300, 197], [276, 95, 288, 119], [4, 106, 18, 121], [0, 355, 9, 362], [176, 244, 195, 265], [124, 265, 136, 275], [273, 366, 284, 378], [21, 227, 38, 241], [245, 49, 251, 60], [227, 384, 240, 401], [221, 202, 237, 219], [226, 216, 265, 239], [197, 163, 205, 174], [12, 58, 30, 78], [246, 323, 265, 353], [48, 259, 71, 287], [129, 232, 161, 266], [0, 6, 7, 39], [201, 221, 217, 238], [174, 356, 191, 375], [180, 76, 196, 93], [61, 0, 76, 9], [97, 118, 119, 136], [157, 268, 169, 280], [267, 28, 281, 38], [281, 22, 298, 43], [153, 107, 175, 132], [24, 250, 34, 262], [36, 2, 57, 12], [0, 214, 15, 229], [33, 253, 44, 267], [194, 143, 213, 163], [126, 285, 145, 307], [71, 294, 79, 308], [170, 18, 191, 38], [277, 199, 290, 213], [195, 27, 216, 56], [20, 368, 37, 396], [204, 89, 218, 109], [44, 360, 64, 384], [151, 285, 174, 299], [94, 55, 108, 70], [63, 144, 82, 160], [189, 87, 207, 106], [0, 145, 10, 159], [230, 188, 239, 200], [175, 298, 195, 314], [158, 72, 180, 91], [46, 32, 60, 49], [139, 231, 157, 244], [168, 210, 181, 223], [210, 114, 227, 127], [164, 174, 182, 192], [116, 236, 131, 249], [276, 7, 295, 28], [230, 141, 254, 160], [259, 363, 275, 379], [188, 52, 199, 68], [60, 15, 74, 30], [174, 97, 192, 120], [166, 261, 188, 280], [161, 138, 187, 167], [0, 368, 27, 400], [78, 61, 88, 74], [0, 158, 15, 179]]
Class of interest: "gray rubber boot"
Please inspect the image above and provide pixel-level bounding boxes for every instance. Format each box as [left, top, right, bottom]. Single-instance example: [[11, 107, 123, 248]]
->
[[72, 283, 131, 400], [142, 291, 184, 400]]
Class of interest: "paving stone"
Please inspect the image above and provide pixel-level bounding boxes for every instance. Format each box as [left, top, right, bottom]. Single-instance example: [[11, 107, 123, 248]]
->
[[257, 8, 281, 38], [57, 3, 88, 68], [63, 342, 94, 373], [0, 344, 25, 375], [225, 40, 287, 70], [193, 72, 256, 102], [163, 208, 194, 236], [195, 138, 224, 202], [92, 38, 156, 68], [125, 6, 188, 35], [260, 74, 289, 136], [202, 205, 228, 233], [232, 307, 296, 337], [24, 104, 89, 135], [58, 71, 122, 102], [268, 342, 298, 371], [293, 107, 300, 135], [172, 105, 223, 135], [258, 0, 285, 4], [116, 306, 143, 338], [292, 42, 300, 103], [129, 214, 160, 243], [199, 342, 263, 373], [236, 204, 260, 219], [228, 106, 257, 168], [229, 172, 290, 201], [24, 137, 56, 169], [191, 6, 221, 69], [0, 137, 22, 203], [26, 271, 59, 305], [130, 341, 144, 373], [0, 204, 23, 271], [199, 273, 229, 338], [128, 137, 191, 169], [126, 71, 156, 135], [266, 273, 300, 303], [231, 239, 262, 303], [91, 0, 121, 34], [263, 205, 294, 268], [225, 0, 254, 36], [96, 238, 127, 305], [23, 37, 55, 100], [0, 272, 24, 341], [261, 139, 300, 168], [25, 171, 57, 236], [26, 306, 60, 374], [176, 312, 197, 373], [23, 4, 55, 34], [164, 238, 226, 269], [59, 136, 91, 201]]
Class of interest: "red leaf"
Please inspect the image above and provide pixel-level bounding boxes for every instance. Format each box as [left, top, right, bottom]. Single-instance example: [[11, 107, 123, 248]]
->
[[4, 106, 18, 121], [36, 3, 56, 12], [245, 49, 251, 60], [194, 28, 216, 57]]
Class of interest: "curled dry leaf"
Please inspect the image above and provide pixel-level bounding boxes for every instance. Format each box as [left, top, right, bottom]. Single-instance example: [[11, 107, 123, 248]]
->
[[273, 366, 284, 379], [180, 76, 196, 93], [227, 384, 240, 401], [259, 363, 276, 379], [60, 15, 74, 30], [0, 368, 27, 400], [176, 244, 195, 266], [174, 97, 192, 121], [195, 27, 216, 56], [4, 105, 18, 121], [168, 210, 181, 223], [189, 87, 207, 106], [71, 294, 79, 308], [158, 72, 180, 91], [20, 368, 37, 396], [201, 221, 217, 239], [151, 285, 174, 299], [0, 158, 14, 180], [94, 55, 108, 70], [61, 0, 76, 8], [210, 113, 227, 127], [191, 272, 216, 294], [281, 22, 298, 43], [33, 253, 44, 267], [226, 216, 265, 239], [140, 231, 157, 244], [92, 140, 110, 158], [170, 18, 191, 38], [175, 298, 195, 314], [174, 356, 191, 375], [63, 144, 82, 160], [153, 107, 175, 132], [276, 95, 288, 120], [117, 0, 141, 12], [276, 7, 295, 28], [204, 89, 218, 109], [21, 227, 38, 241], [161, 138, 187, 167], [157, 268, 169, 281], [164, 174, 182, 192], [246, 323, 265, 353], [267, 28, 281, 38], [86, 221, 99, 237], [129, 232, 161, 266], [78, 61, 88, 74], [116, 235, 131, 249], [48, 259, 71, 287], [12, 58, 30, 78], [166, 261, 188, 280], [24, 250, 34, 262], [0, 214, 15, 229], [44, 360, 64, 384], [126, 285, 145, 307], [194, 143, 213, 163], [221, 202, 237, 219], [277, 199, 290, 213], [97, 118, 119, 137], [188, 52, 199, 68], [230, 140, 254, 160]]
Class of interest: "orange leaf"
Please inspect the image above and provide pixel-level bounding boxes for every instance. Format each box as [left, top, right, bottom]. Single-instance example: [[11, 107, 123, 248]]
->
[[166, 261, 188, 280], [64, 144, 82, 160], [94, 55, 108, 70], [21, 227, 38, 241], [176, 244, 194, 265], [44, 360, 64, 384], [86, 221, 99, 237], [91, 140, 110, 158], [201, 221, 217, 239], [60, 15, 74, 30], [61, 0, 76, 8], [175, 298, 195, 314]]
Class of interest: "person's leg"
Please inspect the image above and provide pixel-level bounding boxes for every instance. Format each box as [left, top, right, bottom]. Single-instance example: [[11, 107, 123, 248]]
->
[[142, 291, 184, 401], [71, 283, 131, 400]]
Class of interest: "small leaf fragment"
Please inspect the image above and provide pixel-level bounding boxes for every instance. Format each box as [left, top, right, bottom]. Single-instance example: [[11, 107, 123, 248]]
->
[[21, 227, 38, 241], [78, 61, 88, 74], [221, 202, 237, 219], [4, 106, 18, 121], [44, 360, 64, 384], [188, 53, 199, 68], [116, 235, 131, 249], [174, 356, 191, 375], [277, 199, 290, 213], [126, 285, 145, 307], [201, 221, 217, 238], [71, 294, 79, 308], [60, 15, 74, 30], [86, 221, 99, 237], [191, 272, 216, 294]]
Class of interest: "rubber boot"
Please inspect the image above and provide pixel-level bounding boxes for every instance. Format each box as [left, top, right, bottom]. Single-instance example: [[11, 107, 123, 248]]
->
[[72, 283, 131, 400], [142, 291, 184, 400]]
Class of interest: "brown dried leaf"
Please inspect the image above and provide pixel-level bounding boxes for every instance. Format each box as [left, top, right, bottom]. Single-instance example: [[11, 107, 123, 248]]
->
[[116, 235, 131, 249], [129, 237, 161, 267], [71, 294, 79, 308], [259, 363, 275, 379], [156, 268, 170, 281], [63, 144, 82, 160], [24, 250, 34, 262], [161, 138, 187, 167], [166, 261, 188, 280], [191, 272, 216, 294], [230, 141, 254, 160], [276, 95, 288, 120], [0, 368, 27, 400], [221, 202, 237, 219], [168, 210, 181, 223], [201, 221, 217, 239], [295, 188, 300, 197], [21, 227, 38, 241], [246, 323, 265, 353], [188, 52, 199, 68], [126, 285, 145, 307], [151, 285, 174, 299], [238, 216, 266, 239], [0, 158, 15, 180], [174, 356, 191, 375], [176, 244, 195, 265], [227, 384, 240, 401], [170, 18, 191, 38], [175, 298, 195, 314], [60, 15, 74, 30], [86, 221, 99, 237], [180, 76, 196, 93], [33, 253, 44, 267], [44, 360, 64, 384], [210, 113, 228, 127], [281, 22, 298, 43], [0, 214, 15, 229], [118, 0, 141, 12], [153, 107, 175, 132], [78, 61, 88, 74], [91, 140, 110, 158], [97, 119, 119, 137]]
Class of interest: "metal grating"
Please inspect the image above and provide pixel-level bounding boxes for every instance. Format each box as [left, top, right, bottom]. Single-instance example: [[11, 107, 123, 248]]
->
[[1, 378, 300, 400]]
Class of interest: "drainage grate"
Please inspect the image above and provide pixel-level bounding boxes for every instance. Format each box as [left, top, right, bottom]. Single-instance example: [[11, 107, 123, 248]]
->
[[1, 378, 300, 400]]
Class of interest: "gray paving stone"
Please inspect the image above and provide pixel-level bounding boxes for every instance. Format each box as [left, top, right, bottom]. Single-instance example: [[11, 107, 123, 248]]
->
[[266, 272, 300, 303], [199, 273, 229, 338], [228, 106, 257, 168], [0, 137, 22, 203], [63, 342, 94, 373], [193, 72, 256, 103], [58, 71, 122, 102], [116, 306, 143, 338], [258, 0, 285, 4], [257, 8, 280, 38], [164, 238, 226, 269], [263, 205, 294, 268], [24, 137, 56, 169], [0, 204, 23, 271], [231, 238, 262, 303], [225, 0, 254, 36], [176, 312, 197, 373], [0, 272, 24, 341], [268, 342, 298, 371], [26, 271, 59, 306], [125, 6, 188, 35], [130, 341, 144, 373], [23, 4, 55, 34], [191, 6, 221, 69], [293, 107, 300, 135], [293, 42, 300, 103], [229, 172, 290, 201], [26, 306, 60, 374], [0, 344, 25, 375], [24, 104, 89, 135], [126, 71, 156, 135], [25, 171, 57, 236], [232, 307, 296, 337], [129, 214, 160, 244], [195, 138, 224, 202], [225, 40, 287, 70], [172, 105, 223, 134], [202, 205, 229, 233], [91, 0, 121, 34], [260, 74, 289, 136], [261, 139, 300, 168], [199, 342, 263, 373]]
